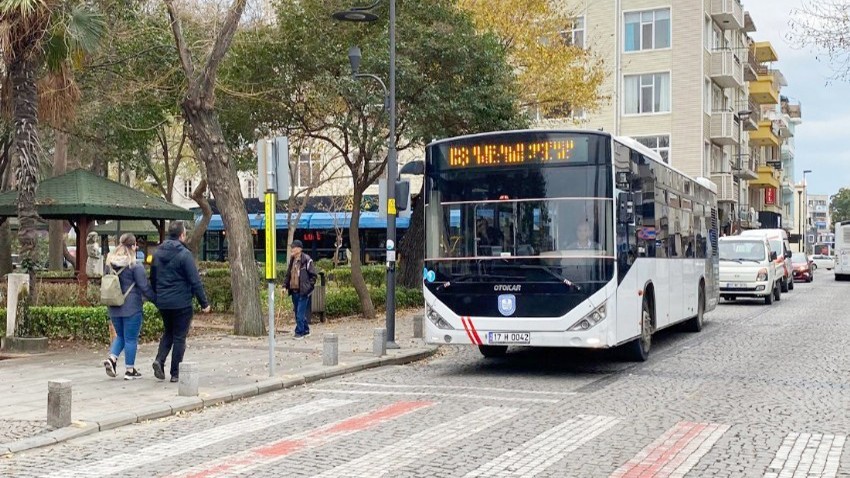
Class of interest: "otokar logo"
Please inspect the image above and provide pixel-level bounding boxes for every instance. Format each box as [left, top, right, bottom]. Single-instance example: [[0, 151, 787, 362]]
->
[[494, 284, 521, 292]]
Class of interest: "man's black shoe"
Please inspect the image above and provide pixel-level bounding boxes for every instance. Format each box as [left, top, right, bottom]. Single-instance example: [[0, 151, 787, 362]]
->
[[170, 376, 179, 383], [152, 361, 165, 380]]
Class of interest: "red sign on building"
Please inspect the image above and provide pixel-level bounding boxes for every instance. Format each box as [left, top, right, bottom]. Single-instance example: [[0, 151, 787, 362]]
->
[[764, 187, 777, 205]]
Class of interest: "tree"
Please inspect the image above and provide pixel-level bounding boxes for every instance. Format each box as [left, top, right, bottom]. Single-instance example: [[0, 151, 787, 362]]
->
[[164, 0, 264, 335], [830, 187, 850, 225], [789, 1, 850, 82], [457, 0, 606, 118], [1, 0, 105, 296], [254, 0, 522, 318]]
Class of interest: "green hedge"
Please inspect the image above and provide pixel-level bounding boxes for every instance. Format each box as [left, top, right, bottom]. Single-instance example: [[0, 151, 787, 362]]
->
[[322, 286, 423, 318], [0, 303, 162, 344], [326, 265, 386, 288]]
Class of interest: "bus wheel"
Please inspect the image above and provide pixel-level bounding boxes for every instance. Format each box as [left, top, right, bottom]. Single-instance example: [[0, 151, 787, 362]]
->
[[684, 285, 705, 333], [624, 297, 653, 362], [478, 345, 508, 358]]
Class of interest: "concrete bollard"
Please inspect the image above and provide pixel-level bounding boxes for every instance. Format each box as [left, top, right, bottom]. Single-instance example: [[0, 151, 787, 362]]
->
[[178, 362, 199, 397], [413, 314, 424, 339], [373, 328, 387, 357], [323, 333, 339, 366], [47, 379, 72, 428]]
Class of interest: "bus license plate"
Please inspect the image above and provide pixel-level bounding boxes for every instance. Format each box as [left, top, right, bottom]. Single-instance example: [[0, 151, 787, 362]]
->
[[725, 282, 747, 289], [488, 332, 530, 345]]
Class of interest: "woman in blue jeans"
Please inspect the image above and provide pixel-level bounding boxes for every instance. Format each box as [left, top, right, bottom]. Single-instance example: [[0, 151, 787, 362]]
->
[[103, 233, 156, 380]]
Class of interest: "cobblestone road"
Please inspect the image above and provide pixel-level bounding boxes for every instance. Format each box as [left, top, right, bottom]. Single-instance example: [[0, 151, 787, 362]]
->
[[2, 277, 849, 477]]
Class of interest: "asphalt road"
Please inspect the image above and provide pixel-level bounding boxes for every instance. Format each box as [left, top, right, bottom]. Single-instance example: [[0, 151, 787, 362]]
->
[[2, 275, 849, 478]]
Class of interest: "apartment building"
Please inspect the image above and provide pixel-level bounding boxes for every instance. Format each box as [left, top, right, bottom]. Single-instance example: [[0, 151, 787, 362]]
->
[[564, 0, 795, 236], [807, 194, 832, 251]]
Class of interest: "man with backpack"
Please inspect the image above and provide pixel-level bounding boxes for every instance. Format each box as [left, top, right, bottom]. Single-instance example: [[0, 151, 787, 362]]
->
[[282, 240, 318, 339], [150, 221, 211, 382]]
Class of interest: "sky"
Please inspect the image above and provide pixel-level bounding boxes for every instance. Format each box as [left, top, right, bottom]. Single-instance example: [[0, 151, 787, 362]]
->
[[745, 0, 850, 198]]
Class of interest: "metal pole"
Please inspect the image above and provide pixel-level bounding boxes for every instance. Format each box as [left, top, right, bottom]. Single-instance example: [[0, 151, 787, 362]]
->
[[385, 0, 399, 349], [268, 280, 275, 376], [265, 191, 277, 376]]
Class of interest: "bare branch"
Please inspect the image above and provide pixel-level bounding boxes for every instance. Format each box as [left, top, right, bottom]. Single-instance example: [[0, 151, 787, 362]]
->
[[199, 0, 249, 94], [164, 0, 196, 80]]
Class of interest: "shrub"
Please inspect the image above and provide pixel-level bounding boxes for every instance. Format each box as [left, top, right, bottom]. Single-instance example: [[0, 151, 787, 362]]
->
[[0, 282, 100, 307], [0, 303, 162, 344], [322, 286, 423, 318], [36, 271, 76, 279], [315, 258, 335, 271], [202, 275, 234, 312], [326, 265, 385, 288], [203, 268, 231, 278]]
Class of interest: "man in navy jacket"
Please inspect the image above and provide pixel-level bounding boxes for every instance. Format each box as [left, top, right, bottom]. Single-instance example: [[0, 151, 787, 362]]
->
[[151, 221, 210, 382]]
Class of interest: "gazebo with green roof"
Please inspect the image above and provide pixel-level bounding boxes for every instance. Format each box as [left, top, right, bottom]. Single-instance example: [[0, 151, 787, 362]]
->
[[0, 169, 194, 284]]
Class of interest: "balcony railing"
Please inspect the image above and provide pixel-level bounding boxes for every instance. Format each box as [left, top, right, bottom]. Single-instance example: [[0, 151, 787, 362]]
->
[[711, 0, 744, 30], [710, 111, 740, 146], [733, 154, 758, 180], [711, 48, 744, 88], [711, 172, 738, 203], [745, 45, 759, 81]]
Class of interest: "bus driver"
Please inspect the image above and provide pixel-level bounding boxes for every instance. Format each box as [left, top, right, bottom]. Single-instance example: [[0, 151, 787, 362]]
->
[[567, 221, 602, 250]]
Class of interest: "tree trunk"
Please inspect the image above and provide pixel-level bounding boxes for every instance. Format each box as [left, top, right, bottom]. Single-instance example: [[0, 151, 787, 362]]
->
[[0, 134, 13, 276], [48, 130, 69, 270], [348, 188, 375, 319], [186, 178, 212, 259], [10, 56, 42, 300], [182, 101, 264, 336], [398, 185, 424, 289]]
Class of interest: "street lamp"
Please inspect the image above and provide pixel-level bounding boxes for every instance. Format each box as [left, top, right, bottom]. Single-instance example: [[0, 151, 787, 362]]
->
[[334, 0, 400, 349], [736, 110, 752, 232], [801, 169, 812, 253]]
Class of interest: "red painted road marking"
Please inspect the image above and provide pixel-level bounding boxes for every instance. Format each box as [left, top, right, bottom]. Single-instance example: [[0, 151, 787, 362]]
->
[[610, 422, 729, 478], [167, 401, 434, 478]]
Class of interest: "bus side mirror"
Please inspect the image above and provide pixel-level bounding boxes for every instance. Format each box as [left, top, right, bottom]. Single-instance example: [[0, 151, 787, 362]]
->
[[618, 192, 635, 224]]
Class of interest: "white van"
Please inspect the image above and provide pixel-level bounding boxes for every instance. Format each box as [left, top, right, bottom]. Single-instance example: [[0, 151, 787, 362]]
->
[[740, 229, 793, 292], [719, 236, 780, 304]]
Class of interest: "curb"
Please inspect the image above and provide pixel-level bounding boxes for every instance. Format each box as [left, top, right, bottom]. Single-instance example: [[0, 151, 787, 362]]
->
[[0, 346, 438, 456]]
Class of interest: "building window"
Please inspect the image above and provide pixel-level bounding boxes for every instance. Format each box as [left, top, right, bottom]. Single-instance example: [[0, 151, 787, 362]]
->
[[624, 8, 671, 52], [183, 179, 194, 198], [704, 79, 711, 114], [561, 16, 585, 49], [634, 135, 670, 163], [245, 177, 256, 198], [297, 152, 322, 188], [624, 73, 670, 114]]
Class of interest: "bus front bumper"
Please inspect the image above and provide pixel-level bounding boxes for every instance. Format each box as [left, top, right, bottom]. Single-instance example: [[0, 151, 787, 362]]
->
[[424, 318, 613, 349]]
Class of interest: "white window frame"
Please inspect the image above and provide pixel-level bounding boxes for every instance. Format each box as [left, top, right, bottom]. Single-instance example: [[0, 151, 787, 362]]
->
[[245, 176, 256, 198], [296, 151, 321, 188], [561, 16, 585, 49], [624, 8, 671, 52], [623, 72, 671, 115], [183, 178, 194, 198], [634, 135, 671, 164]]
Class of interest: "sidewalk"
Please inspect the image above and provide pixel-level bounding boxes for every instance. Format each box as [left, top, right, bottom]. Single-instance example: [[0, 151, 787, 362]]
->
[[0, 309, 435, 454]]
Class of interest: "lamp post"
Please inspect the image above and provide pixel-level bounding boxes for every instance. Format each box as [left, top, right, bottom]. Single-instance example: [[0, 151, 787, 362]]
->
[[801, 169, 812, 253], [334, 0, 400, 349], [736, 110, 752, 233]]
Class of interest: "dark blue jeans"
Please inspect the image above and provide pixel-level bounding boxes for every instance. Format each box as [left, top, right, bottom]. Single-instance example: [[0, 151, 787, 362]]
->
[[109, 312, 143, 368], [155, 307, 194, 377], [292, 294, 310, 336]]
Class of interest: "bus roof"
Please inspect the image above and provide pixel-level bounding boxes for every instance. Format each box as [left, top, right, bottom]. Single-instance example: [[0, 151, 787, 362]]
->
[[425, 129, 716, 194]]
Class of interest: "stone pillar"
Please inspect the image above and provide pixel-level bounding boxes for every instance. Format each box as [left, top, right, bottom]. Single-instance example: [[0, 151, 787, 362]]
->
[[323, 333, 338, 366], [413, 314, 424, 339], [47, 379, 72, 428], [178, 362, 199, 397], [6, 273, 29, 338], [373, 328, 387, 357]]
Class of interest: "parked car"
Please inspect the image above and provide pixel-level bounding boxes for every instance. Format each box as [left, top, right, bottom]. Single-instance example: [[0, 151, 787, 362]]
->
[[811, 254, 835, 271], [741, 229, 794, 292], [719, 236, 780, 305], [791, 252, 814, 283]]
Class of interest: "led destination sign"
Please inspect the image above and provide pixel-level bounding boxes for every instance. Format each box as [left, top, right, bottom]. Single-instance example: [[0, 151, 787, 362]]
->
[[446, 137, 590, 169]]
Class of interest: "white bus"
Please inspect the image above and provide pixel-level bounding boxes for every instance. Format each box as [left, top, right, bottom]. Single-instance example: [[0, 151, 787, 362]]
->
[[423, 130, 719, 361], [834, 222, 850, 280]]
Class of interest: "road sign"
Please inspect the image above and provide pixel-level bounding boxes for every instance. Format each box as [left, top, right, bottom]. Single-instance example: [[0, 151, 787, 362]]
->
[[257, 137, 291, 201]]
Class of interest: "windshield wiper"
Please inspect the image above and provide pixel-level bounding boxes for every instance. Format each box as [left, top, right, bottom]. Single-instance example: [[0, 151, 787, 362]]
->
[[511, 264, 582, 290]]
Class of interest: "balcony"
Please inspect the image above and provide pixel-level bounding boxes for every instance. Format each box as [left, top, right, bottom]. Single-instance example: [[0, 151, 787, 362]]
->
[[711, 0, 744, 30], [781, 98, 802, 120], [743, 11, 756, 33], [780, 142, 795, 160], [741, 100, 760, 130], [733, 154, 758, 180], [749, 119, 781, 147], [749, 72, 780, 104], [710, 111, 740, 146], [711, 48, 744, 88], [711, 172, 738, 203], [753, 41, 779, 63], [749, 165, 781, 190]]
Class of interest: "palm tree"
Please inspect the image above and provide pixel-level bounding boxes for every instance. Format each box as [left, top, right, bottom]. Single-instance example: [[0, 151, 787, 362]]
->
[[0, 0, 105, 295]]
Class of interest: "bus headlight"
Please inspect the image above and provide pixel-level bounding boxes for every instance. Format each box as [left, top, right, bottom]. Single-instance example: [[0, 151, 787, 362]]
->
[[568, 303, 607, 331], [756, 268, 768, 281], [427, 306, 454, 330]]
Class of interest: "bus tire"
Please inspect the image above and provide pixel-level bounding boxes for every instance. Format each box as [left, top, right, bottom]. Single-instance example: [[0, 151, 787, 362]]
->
[[624, 296, 653, 362], [780, 278, 789, 293], [478, 345, 508, 358], [683, 284, 705, 333]]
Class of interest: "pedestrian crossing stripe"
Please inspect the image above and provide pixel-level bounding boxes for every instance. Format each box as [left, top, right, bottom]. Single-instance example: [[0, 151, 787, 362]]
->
[[763, 432, 845, 478], [165, 401, 434, 478], [45, 399, 355, 478]]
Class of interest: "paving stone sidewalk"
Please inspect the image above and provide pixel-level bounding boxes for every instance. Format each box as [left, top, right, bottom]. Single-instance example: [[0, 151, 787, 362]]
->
[[0, 309, 431, 449]]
